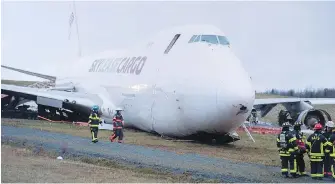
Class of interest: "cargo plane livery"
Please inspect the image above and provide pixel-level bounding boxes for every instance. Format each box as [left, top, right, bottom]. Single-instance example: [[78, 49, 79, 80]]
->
[[2, 25, 335, 143]]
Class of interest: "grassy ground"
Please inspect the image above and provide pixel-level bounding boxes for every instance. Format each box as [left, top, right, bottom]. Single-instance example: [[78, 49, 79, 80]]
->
[[1, 144, 194, 183], [1, 118, 311, 170]]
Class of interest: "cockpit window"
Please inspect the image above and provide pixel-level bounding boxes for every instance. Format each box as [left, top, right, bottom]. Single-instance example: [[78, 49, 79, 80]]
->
[[188, 35, 230, 46], [200, 35, 218, 44], [218, 36, 230, 45], [194, 35, 200, 42], [188, 35, 197, 43]]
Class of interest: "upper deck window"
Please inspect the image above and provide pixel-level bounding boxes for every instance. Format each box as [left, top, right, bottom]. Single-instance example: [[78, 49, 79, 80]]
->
[[164, 34, 181, 54]]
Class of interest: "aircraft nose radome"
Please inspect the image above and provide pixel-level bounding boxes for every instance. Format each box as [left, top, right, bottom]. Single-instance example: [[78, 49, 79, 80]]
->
[[215, 77, 255, 130]]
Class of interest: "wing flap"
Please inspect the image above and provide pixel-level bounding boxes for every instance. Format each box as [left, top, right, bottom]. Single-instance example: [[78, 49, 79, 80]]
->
[[1, 84, 101, 114]]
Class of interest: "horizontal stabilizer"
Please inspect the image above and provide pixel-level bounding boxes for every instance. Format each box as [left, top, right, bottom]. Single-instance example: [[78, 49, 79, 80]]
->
[[1, 65, 56, 82]]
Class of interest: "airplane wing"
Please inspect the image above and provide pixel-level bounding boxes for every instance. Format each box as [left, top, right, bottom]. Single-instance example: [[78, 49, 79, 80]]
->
[[253, 98, 335, 117], [1, 65, 112, 119], [1, 84, 102, 115], [254, 98, 335, 106], [1, 65, 56, 82]]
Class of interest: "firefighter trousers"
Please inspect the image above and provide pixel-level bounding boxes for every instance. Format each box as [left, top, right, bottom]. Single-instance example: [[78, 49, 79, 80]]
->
[[280, 154, 297, 177], [90, 127, 99, 142], [111, 129, 124, 142], [296, 153, 306, 175], [324, 153, 331, 176], [310, 156, 324, 178], [331, 157, 335, 179]]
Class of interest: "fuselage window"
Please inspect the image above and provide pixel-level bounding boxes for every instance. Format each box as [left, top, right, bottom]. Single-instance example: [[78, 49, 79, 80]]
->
[[200, 35, 219, 44], [218, 36, 230, 46], [164, 34, 181, 54]]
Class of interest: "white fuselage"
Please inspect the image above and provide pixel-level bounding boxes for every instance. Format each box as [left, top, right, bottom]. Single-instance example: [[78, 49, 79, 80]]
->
[[56, 25, 255, 137]]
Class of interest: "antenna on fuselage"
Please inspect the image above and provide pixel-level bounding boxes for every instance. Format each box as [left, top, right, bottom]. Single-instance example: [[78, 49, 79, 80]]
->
[[68, 0, 82, 57]]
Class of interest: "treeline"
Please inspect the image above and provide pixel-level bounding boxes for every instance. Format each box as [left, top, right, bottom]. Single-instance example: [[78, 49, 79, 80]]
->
[[262, 88, 335, 98]]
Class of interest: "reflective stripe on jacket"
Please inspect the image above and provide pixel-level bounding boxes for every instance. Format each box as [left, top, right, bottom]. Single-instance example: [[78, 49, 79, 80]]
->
[[88, 113, 102, 127]]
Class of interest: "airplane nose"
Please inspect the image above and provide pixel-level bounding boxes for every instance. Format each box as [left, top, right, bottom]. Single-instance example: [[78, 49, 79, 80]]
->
[[214, 49, 255, 116], [215, 82, 254, 131]]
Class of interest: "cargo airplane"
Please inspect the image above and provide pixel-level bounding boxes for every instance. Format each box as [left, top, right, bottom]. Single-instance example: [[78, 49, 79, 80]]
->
[[2, 25, 335, 143]]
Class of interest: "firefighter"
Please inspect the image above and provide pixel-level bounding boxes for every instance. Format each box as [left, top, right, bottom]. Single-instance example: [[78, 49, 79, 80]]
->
[[324, 121, 335, 178], [110, 107, 124, 143], [250, 108, 258, 125], [323, 121, 335, 177], [277, 121, 299, 178], [88, 105, 102, 143], [306, 123, 331, 180], [292, 120, 307, 176], [328, 122, 335, 181]]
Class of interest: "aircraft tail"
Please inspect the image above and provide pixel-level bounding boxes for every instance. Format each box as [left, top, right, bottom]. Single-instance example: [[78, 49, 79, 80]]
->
[[1, 65, 56, 82]]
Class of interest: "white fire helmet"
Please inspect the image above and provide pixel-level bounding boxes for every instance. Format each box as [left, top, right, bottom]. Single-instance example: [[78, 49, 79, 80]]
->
[[115, 107, 123, 111], [325, 121, 335, 128]]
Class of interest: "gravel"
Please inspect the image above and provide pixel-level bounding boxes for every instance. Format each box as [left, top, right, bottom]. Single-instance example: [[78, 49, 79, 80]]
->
[[1, 125, 333, 183]]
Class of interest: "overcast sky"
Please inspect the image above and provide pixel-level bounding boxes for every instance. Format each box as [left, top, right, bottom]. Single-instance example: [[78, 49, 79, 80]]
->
[[1, 1, 335, 91]]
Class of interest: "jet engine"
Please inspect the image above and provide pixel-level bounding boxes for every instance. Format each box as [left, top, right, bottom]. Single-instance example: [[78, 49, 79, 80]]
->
[[278, 108, 332, 129], [296, 109, 332, 129]]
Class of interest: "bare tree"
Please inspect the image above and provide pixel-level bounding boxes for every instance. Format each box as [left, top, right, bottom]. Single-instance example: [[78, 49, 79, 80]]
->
[[262, 88, 335, 98]]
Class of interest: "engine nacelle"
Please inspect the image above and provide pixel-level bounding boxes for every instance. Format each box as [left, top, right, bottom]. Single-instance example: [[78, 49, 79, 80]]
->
[[277, 108, 332, 129], [296, 109, 332, 129]]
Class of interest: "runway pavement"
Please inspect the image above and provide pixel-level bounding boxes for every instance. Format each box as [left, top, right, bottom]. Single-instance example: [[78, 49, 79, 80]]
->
[[1, 125, 333, 183]]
